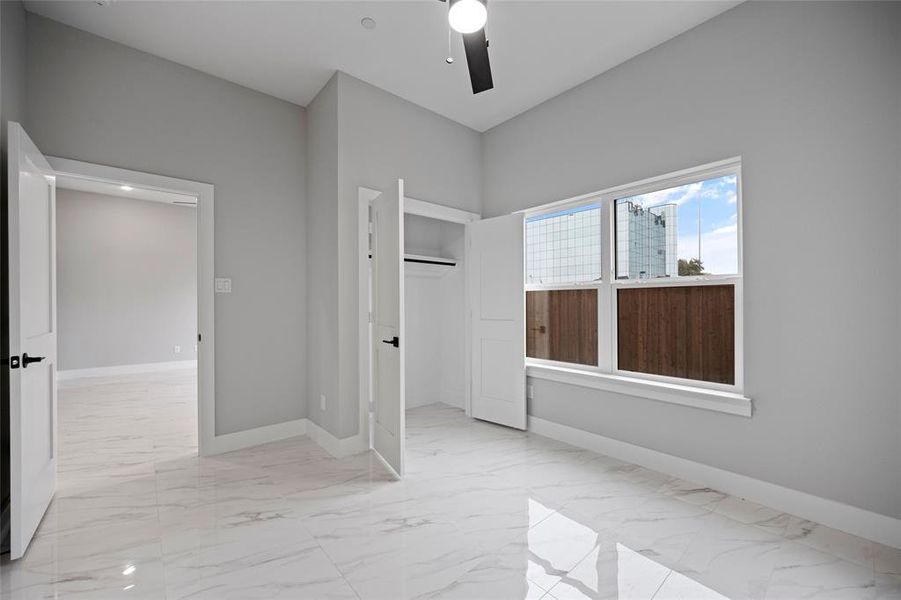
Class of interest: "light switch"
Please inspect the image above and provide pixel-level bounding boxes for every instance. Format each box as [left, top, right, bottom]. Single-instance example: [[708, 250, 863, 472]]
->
[[215, 278, 232, 294]]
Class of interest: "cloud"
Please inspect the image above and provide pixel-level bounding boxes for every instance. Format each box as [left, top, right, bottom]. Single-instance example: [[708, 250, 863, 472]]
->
[[677, 224, 738, 274], [625, 181, 704, 208], [625, 174, 738, 211], [710, 223, 737, 236]]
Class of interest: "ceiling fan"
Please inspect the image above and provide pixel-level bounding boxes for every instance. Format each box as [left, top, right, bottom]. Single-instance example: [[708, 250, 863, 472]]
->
[[439, 0, 493, 94]]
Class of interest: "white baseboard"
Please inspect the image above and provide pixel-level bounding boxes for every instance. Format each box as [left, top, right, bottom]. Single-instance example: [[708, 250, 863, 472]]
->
[[528, 416, 901, 550], [204, 418, 308, 455], [306, 420, 368, 458], [58, 360, 197, 381]]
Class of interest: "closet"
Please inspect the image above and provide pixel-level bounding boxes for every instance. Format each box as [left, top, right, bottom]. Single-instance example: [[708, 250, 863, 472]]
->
[[403, 213, 467, 410], [362, 182, 524, 477]]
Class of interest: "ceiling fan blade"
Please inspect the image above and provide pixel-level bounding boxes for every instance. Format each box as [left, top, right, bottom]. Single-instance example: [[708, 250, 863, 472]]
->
[[462, 29, 493, 94]]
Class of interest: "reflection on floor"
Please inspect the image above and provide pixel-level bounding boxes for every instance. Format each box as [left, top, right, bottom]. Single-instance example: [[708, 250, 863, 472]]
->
[[1, 370, 900, 599]]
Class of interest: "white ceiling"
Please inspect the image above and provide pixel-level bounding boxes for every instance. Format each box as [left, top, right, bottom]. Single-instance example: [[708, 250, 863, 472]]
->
[[56, 175, 198, 206], [24, 0, 740, 132]]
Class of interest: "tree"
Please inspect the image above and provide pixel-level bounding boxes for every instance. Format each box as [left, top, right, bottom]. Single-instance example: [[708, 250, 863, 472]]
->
[[678, 257, 705, 276]]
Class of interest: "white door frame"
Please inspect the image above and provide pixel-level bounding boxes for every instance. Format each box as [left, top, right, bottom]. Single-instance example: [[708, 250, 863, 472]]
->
[[357, 186, 479, 445], [47, 157, 216, 456]]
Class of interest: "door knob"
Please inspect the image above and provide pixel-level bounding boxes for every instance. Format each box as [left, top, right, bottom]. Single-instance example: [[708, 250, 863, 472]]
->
[[381, 336, 400, 348], [22, 353, 45, 368]]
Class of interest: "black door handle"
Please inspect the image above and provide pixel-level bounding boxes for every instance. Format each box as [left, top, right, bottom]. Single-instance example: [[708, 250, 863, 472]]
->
[[381, 336, 400, 348], [22, 353, 45, 368]]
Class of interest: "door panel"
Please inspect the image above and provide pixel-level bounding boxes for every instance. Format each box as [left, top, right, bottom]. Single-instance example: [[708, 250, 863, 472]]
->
[[468, 214, 526, 430], [370, 179, 405, 477], [8, 122, 58, 559]]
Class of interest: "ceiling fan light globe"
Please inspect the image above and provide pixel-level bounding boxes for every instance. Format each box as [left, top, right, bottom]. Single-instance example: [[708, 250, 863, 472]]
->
[[448, 0, 487, 34]]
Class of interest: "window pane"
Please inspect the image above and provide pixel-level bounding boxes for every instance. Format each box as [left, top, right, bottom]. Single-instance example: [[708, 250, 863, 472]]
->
[[526, 204, 601, 285], [615, 174, 738, 279], [527, 289, 598, 366], [617, 285, 734, 384]]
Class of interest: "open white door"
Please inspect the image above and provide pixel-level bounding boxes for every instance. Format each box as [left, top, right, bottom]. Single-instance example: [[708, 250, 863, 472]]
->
[[7, 122, 58, 559], [371, 179, 405, 477], [467, 213, 526, 430]]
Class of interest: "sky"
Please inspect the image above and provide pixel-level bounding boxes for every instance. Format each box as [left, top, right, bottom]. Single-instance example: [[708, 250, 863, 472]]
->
[[619, 174, 738, 274]]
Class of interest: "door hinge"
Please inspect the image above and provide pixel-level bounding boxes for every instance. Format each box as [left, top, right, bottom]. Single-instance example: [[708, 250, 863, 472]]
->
[[197, 333, 202, 343]]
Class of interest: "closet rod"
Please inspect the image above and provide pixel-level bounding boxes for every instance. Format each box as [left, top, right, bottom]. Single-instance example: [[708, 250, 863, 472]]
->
[[367, 253, 456, 267]]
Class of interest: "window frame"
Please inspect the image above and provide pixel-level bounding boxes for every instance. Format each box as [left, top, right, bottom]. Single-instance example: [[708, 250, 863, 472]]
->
[[524, 157, 744, 395]]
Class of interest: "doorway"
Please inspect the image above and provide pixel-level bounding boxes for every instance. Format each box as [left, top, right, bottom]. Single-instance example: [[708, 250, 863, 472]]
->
[[48, 157, 215, 456], [3, 125, 215, 558], [53, 174, 198, 477]]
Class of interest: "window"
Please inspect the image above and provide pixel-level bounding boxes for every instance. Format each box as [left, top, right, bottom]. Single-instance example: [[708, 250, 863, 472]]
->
[[525, 204, 601, 365], [526, 204, 601, 285], [525, 159, 742, 391], [615, 175, 738, 279], [527, 289, 598, 366], [617, 285, 735, 384]]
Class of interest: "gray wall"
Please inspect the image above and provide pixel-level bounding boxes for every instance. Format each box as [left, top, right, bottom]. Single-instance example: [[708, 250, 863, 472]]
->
[[482, 1, 901, 519], [1, 2, 25, 131], [25, 14, 307, 435], [56, 189, 196, 371], [312, 72, 481, 438], [305, 74, 341, 436]]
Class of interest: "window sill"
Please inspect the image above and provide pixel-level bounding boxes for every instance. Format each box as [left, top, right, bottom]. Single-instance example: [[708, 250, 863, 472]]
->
[[526, 364, 752, 417]]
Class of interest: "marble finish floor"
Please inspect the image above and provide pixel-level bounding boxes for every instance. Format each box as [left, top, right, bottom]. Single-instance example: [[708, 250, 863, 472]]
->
[[2, 370, 900, 599]]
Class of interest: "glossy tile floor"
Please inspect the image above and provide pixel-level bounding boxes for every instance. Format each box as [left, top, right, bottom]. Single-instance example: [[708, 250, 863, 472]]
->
[[2, 370, 900, 599]]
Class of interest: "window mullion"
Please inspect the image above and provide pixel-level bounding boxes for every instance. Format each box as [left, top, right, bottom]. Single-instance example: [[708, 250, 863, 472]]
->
[[598, 196, 614, 373]]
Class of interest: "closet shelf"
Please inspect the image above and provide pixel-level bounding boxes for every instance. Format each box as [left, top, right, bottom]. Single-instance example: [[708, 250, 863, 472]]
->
[[404, 253, 459, 278]]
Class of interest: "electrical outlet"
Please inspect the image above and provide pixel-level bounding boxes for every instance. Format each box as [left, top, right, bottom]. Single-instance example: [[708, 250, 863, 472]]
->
[[320, 394, 327, 411], [215, 278, 232, 294], [174, 345, 181, 354]]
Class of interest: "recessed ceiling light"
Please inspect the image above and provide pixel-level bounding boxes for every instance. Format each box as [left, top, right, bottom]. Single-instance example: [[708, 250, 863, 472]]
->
[[120, 185, 134, 191], [360, 17, 376, 30]]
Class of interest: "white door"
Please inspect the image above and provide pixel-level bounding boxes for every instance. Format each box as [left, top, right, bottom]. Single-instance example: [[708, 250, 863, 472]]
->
[[371, 179, 405, 477], [467, 213, 526, 430], [7, 122, 58, 559]]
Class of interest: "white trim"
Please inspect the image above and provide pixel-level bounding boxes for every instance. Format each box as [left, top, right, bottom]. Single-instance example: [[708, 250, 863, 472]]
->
[[58, 360, 197, 381], [528, 416, 901, 550], [519, 156, 742, 220], [306, 420, 368, 458], [527, 364, 752, 417], [404, 196, 480, 224], [47, 157, 216, 456], [205, 419, 307, 455], [359, 188, 378, 451]]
